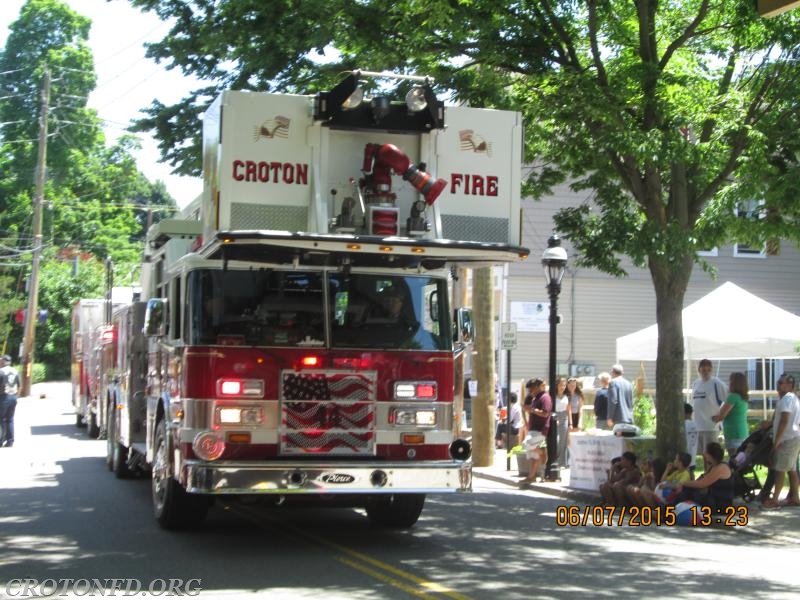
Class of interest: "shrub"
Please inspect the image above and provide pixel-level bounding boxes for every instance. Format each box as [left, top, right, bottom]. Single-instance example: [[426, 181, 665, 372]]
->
[[32, 363, 47, 384], [507, 444, 525, 457], [634, 394, 656, 436]]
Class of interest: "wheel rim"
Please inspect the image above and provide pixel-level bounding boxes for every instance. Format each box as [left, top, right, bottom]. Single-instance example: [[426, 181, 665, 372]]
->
[[106, 409, 114, 463], [152, 429, 168, 510]]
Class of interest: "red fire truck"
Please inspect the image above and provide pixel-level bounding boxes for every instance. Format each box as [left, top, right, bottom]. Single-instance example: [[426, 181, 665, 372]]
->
[[71, 286, 137, 438], [71, 299, 106, 436], [103, 71, 528, 529]]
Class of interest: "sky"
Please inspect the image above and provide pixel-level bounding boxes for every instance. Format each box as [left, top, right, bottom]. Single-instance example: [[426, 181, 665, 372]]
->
[[0, 0, 203, 209]]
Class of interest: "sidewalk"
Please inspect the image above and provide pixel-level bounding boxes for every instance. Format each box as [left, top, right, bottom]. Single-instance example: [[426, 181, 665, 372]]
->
[[22, 380, 72, 401], [472, 448, 799, 541], [473, 448, 599, 503]]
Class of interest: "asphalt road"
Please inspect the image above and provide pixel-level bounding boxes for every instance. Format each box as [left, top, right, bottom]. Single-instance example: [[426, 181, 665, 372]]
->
[[1, 383, 798, 599]]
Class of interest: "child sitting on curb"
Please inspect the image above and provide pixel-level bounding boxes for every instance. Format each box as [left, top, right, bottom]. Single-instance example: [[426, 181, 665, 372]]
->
[[643, 451, 692, 506]]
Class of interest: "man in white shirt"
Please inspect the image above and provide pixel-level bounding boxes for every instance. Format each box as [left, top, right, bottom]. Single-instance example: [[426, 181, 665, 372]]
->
[[0, 355, 20, 448], [762, 373, 800, 508], [690, 358, 727, 455]]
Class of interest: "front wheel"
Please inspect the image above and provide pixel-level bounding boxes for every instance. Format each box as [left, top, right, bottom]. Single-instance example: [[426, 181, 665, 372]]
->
[[87, 411, 100, 439], [105, 406, 114, 471], [108, 406, 132, 479], [151, 418, 209, 529], [365, 494, 425, 528]]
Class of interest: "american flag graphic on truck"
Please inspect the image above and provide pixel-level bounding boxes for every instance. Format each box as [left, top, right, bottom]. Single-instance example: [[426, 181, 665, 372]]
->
[[280, 370, 376, 455]]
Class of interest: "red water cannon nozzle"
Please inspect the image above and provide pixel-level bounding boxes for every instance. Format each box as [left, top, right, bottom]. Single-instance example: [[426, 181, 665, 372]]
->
[[403, 164, 446, 205], [368, 143, 446, 205]]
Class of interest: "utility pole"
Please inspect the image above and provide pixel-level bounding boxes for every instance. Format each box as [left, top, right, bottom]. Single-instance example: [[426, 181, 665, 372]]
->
[[20, 68, 50, 397], [471, 267, 496, 467]]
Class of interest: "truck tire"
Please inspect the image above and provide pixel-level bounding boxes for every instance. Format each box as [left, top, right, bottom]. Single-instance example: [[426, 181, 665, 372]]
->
[[151, 418, 209, 529], [105, 408, 114, 471], [87, 412, 100, 439], [365, 494, 425, 528], [107, 407, 132, 479]]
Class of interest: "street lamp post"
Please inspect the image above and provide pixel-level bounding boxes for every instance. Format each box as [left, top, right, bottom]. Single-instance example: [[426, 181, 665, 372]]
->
[[542, 234, 567, 480]]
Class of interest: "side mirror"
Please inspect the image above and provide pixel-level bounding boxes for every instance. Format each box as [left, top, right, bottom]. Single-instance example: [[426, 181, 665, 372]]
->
[[143, 298, 167, 337], [453, 307, 474, 344]]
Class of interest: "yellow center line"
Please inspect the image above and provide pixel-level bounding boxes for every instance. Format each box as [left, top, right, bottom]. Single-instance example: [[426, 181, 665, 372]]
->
[[334, 556, 433, 599], [230, 503, 473, 600]]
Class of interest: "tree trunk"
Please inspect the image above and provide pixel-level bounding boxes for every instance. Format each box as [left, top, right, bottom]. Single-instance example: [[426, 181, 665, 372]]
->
[[452, 268, 469, 437], [650, 255, 693, 462], [471, 267, 496, 467]]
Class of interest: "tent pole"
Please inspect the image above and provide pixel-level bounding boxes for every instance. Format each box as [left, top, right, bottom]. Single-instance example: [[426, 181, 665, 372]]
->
[[685, 343, 691, 403], [761, 359, 767, 420]]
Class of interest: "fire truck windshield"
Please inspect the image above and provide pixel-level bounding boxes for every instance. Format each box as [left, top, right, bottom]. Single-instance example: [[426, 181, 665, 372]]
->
[[186, 269, 450, 351]]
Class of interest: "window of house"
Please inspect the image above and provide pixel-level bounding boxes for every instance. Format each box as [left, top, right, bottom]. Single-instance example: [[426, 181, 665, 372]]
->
[[733, 200, 766, 258]]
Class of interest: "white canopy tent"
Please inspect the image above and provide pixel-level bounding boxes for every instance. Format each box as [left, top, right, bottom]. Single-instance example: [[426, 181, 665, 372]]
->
[[616, 282, 800, 415]]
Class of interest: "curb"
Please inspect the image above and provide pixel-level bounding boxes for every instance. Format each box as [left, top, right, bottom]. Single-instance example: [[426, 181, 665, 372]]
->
[[472, 469, 600, 504]]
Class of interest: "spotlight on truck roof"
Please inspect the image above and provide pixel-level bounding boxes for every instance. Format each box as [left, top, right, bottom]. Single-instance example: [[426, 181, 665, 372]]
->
[[405, 86, 428, 112], [342, 85, 364, 110]]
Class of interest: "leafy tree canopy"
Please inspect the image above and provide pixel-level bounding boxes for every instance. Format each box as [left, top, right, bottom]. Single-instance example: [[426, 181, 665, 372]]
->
[[0, 0, 177, 372]]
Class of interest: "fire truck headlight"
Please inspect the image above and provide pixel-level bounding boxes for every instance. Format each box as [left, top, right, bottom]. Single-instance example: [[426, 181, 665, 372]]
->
[[392, 409, 436, 427], [217, 406, 264, 425], [415, 410, 436, 426], [193, 431, 226, 461]]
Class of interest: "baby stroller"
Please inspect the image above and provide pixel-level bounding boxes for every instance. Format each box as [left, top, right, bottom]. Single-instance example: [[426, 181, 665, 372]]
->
[[729, 427, 772, 502]]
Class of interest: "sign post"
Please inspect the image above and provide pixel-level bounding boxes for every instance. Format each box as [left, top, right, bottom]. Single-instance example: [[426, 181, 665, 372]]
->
[[500, 322, 517, 470]]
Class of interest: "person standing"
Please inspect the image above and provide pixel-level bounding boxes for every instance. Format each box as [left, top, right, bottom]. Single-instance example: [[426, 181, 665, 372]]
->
[[761, 373, 800, 508], [712, 371, 749, 459], [606, 364, 633, 428], [566, 377, 584, 431], [520, 378, 552, 485], [553, 377, 569, 469], [691, 358, 728, 453], [593, 372, 610, 429], [519, 378, 537, 441], [0, 355, 20, 448]]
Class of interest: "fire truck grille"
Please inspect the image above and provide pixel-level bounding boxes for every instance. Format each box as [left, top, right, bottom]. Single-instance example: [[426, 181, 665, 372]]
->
[[280, 370, 376, 455], [230, 202, 308, 231], [441, 214, 508, 243]]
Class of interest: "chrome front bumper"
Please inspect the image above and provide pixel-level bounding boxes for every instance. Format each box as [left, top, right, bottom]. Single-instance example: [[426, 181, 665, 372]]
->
[[183, 460, 472, 494]]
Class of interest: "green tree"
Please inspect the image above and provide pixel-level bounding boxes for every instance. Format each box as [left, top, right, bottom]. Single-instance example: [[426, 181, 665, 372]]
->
[[36, 249, 105, 378], [129, 0, 800, 460], [0, 0, 98, 205], [0, 0, 177, 375]]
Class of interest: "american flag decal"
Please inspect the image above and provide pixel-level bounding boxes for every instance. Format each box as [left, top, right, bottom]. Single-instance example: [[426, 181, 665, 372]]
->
[[280, 370, 376, 455]]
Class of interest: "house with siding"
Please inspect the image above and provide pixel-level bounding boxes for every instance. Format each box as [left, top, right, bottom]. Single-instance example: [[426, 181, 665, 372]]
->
[[493, 183, 800, 409]]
